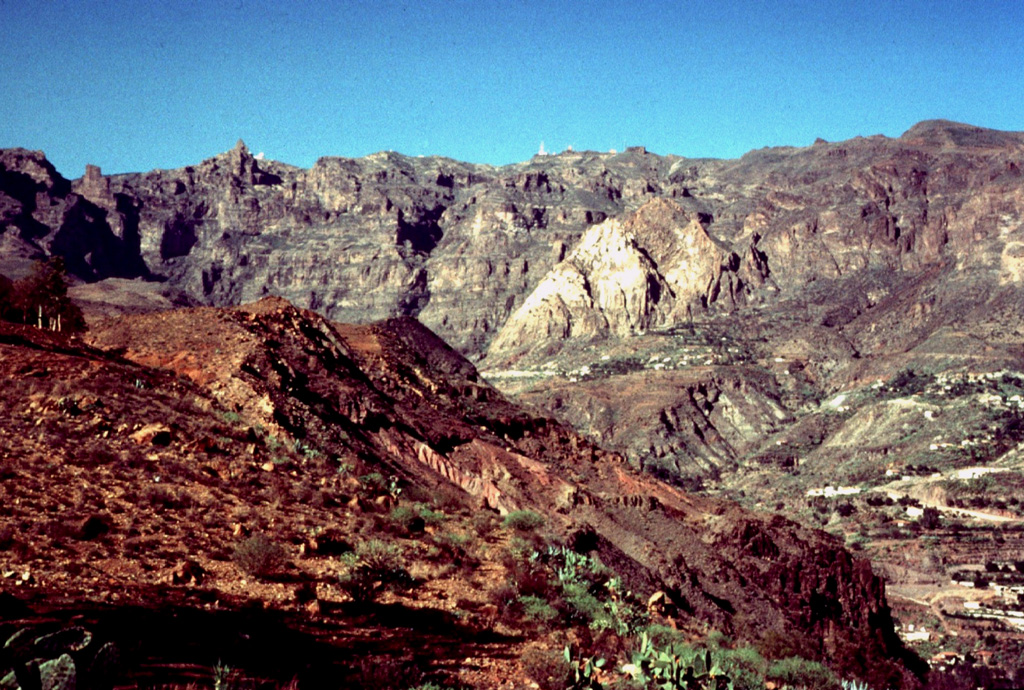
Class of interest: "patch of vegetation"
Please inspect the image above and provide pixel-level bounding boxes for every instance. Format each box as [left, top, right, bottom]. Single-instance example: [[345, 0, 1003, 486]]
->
[[387, 505, 426, 535], [578, 357, 646, 381], [522, 646, 572, 690], [881, 368, 933, 397], [358, 472, 403, 501], [218, 410, 243, 425], [625, 633, 734, 689], [502, 509, 546, 532], [338, 539, 415, 603], [0, 258, 86, 333], [427, 530, 478, 573], [495, 544, 648, 640], [766, 656, 840, 690], [233, 533, 287, 579]]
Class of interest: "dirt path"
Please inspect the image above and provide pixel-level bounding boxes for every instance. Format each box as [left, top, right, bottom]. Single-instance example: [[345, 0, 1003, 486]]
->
[[937, 504, 1017, 523], [877, 485, 1020, 523]]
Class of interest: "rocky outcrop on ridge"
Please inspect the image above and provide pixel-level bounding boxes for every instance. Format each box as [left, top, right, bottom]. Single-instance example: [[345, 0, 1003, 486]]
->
[[0, 150, 147, 281], [486, 198, 769, 362]]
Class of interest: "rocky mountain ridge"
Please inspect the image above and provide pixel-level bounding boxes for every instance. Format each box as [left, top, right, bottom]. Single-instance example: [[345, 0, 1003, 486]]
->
[[6, 120, 1024, 683], [3, 120, 1020, 365]]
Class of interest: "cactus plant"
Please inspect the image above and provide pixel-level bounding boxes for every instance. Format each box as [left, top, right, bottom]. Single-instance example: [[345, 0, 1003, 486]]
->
[[1, 626, 117, 690], [563, 646, 605, 690], [38, 655, 75, 690], [629, 633, 733, 690]]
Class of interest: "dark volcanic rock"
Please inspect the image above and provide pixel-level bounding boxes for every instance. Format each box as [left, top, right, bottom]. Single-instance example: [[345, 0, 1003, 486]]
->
[[0, 150, 147, 281]]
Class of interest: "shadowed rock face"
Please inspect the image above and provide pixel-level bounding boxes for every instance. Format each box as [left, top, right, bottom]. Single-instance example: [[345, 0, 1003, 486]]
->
[[0, 150, 147, 281]]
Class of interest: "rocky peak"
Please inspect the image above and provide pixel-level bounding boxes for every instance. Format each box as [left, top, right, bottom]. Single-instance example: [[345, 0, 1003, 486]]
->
[[0, 148, 67, 191], [73, 164, 113, 202], [899, 119, 1024, 150]]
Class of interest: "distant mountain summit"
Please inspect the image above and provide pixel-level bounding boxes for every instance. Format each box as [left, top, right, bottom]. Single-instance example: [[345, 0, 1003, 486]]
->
[[899, 119, 1024, 148]]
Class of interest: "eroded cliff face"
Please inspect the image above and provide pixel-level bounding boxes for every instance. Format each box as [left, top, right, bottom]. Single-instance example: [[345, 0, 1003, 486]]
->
[[4, 122, 1024, 365], [517, 366, 791, 482], [486, 198, 769, 363], [0, 150, 147, 280], [86, 143, 678, 355]]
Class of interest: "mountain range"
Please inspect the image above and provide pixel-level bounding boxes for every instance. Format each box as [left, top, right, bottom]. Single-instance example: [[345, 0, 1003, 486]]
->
[[3, 119, 1024, 688]]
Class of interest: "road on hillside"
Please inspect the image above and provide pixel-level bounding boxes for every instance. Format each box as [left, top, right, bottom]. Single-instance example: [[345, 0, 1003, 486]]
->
[[878, 487, 1020, 523]]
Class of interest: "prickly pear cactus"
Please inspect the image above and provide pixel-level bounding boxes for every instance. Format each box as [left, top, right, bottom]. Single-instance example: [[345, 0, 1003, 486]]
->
[[34, 630, 91, 658], [0, 627, 115, 690], [1, 669, 21, 690], [39, 655, 75, 690]]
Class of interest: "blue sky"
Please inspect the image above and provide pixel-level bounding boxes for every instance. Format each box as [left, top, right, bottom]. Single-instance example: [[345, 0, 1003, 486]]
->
[[2, 0, 1023, 176]]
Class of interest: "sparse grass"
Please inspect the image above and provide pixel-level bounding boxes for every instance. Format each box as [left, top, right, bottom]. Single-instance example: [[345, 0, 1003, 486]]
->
[[766, 656, 840, 690]]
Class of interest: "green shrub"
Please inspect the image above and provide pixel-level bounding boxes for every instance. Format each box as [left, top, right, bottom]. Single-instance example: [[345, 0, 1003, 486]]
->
[[358, 472, 388, 496], [491, 581, 523, 621], [561, 581, 606, 626], [428, 531, 478, 574], [471, 512, 499, 538], [705, 630, 730, 650], [233, 534, 286, 579], [338, 539, 414, 603], [520, 595, 559, 626], [502, 509, 546, 531], [418, 505, 447, 526], [719, 646, 768, 690], [641, 623, 687, 650], [766, 657, 839, 690], [387, 505, 425, 535]]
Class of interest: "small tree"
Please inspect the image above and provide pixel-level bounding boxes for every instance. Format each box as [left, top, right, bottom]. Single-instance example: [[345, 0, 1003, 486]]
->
[[0, 274, 13, 322], [10, 257, 86, 332], [921, 506, 941, 530]]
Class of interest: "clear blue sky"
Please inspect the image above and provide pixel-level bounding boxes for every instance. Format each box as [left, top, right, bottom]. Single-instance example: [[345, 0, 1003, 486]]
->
[[2, 0, 1023, 176]]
